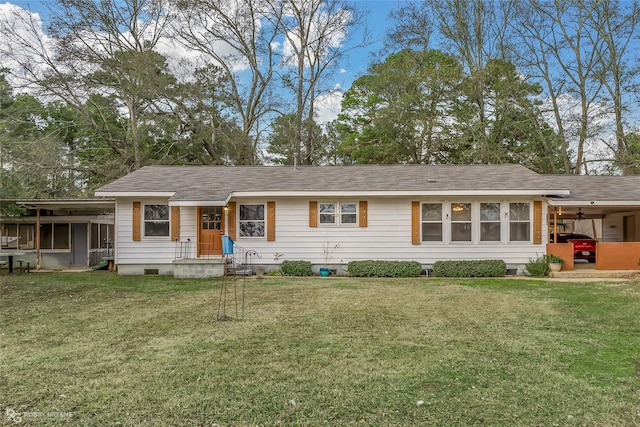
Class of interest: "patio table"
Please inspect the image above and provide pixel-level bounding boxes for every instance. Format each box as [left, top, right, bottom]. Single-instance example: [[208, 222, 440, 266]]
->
[[0, 251, 26, 274]]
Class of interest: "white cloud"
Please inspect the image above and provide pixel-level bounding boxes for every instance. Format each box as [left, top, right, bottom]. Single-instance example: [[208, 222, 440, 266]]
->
[[315, 85, 343, 124], [277, 6, 350, 68], [541, 92, 616, 173], [0, 3, 55, 91]]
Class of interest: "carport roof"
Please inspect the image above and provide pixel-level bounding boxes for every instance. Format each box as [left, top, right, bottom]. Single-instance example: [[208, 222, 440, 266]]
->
[[545, 175, 640, 205], [1, 199, 115, 216]]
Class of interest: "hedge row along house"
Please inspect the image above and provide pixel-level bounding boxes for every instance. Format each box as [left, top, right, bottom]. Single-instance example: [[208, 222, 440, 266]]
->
[[88, 164, 640, 277]]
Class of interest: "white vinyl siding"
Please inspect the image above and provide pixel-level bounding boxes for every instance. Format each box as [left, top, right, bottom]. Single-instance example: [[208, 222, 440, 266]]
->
[[113, 196, 548, 273], [235, 197, 545, 266], [115, 198, 177, 267]]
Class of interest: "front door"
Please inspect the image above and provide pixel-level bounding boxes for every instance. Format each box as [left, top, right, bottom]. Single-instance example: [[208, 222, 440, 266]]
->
[[198, 207, 223, 256]]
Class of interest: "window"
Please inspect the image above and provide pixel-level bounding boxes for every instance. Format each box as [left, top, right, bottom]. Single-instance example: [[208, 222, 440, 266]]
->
[[451, 203, 472, 242], [509, 202, 530, 241], [19, 224, 36, 249], [416, 200, 534, 244], [319, 202, 357, 226], [0, 224, 35, 249], [144, 204, 170, 237], [201, 207, 222, 230], [239, 204, 265, 237], [341, 203, 357, 224], [39, 223, 70, 250], [480, 202, 501, 242], [421, 203, 443, 242], [1, 224, 18, 249], [91, 223, 113, 249], [319, 203, 336, 225]]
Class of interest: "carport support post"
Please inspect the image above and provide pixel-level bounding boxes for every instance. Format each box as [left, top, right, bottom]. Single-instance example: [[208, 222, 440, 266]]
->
[[36, 208, 40, 269], [553, 207, 558, 244]]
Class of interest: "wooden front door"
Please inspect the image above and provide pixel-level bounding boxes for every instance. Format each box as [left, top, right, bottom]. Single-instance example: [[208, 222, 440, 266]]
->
[[198, 206, 223, 256]]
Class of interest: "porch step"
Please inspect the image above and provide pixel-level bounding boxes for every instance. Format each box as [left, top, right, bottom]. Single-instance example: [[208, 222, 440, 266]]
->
[[92, 260, 109, 270], [173, 258, 225, 279], [226, 266, 253, 276]]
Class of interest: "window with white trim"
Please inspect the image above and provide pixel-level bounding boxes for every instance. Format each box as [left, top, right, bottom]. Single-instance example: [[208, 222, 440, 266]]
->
[[144, 204, 170, 237], [419, 200, 532, 244], [450, 202, 472, 242], [509, 202, 530, 241], [239, 204, 265, 237], [480, 202, 501, 242], [421, 203, 443, 242], [319, 202, 357, 226]]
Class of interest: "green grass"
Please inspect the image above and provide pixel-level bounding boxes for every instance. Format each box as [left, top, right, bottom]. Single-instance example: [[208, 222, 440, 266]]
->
[[2, 272, 640, 426]]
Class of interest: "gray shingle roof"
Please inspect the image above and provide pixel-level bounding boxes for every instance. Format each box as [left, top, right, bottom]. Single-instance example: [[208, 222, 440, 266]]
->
[[543, 175, 640, 202], [95, 164, 576, 202]]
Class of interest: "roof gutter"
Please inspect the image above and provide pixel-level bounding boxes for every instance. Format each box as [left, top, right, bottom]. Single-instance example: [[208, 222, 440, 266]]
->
[[166, 189, 571, 205]]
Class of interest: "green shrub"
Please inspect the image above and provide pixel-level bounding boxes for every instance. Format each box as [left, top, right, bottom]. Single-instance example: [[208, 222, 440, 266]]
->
[[525, 256, 550, 277], [348, 260, 422, 277], [432, 260, 507, 277], [547, 254, 565, 264], [280, 260, 313, 276]]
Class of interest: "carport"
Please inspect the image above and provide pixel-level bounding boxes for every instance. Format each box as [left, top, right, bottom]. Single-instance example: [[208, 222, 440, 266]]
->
[[545, 175, 640, 271], [1, 199, 114, 270]]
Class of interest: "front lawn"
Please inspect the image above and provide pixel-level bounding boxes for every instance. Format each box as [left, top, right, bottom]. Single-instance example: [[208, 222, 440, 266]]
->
[[1, 273, 639, 426]]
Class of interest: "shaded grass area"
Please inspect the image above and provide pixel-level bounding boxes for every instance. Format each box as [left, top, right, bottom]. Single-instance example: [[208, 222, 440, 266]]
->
[[1, 272, 639, 426]]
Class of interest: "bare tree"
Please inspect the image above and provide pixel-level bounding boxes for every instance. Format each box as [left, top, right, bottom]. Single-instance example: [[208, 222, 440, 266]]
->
[[588, 0, 640, 174], [172, 0, 283, 165], [511, 0, 608, 175], [0, 0, 176, 175], [424, 0, 514, 163], [384, 1, 435, 53], [276, 0, 368, 164]]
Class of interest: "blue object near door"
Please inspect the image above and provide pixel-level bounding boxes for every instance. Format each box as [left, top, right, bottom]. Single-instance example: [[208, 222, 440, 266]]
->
[[319, 267, 330, 276], [222, 236, 234, 255]]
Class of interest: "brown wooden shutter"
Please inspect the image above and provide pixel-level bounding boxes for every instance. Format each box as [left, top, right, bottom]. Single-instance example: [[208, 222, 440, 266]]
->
[[309, 201, 318, 227], [171, 206, 180, 241], [267, 201, 276, 241], [359, 201, 368, 227], [132, 201, 141, 241], [227, 202, 237, 240], [533, 200, 542, 244], [411, 201, 421, 245]]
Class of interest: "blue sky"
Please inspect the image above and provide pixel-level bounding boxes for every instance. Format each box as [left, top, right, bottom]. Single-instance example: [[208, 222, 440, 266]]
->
[[3, 0, 402, 89], [1, 0, 408, 125], [2, 0, 637, 172]]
